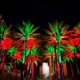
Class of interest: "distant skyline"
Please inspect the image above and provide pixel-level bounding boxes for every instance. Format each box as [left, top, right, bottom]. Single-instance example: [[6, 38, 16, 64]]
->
[[0, 1, 80, 30]]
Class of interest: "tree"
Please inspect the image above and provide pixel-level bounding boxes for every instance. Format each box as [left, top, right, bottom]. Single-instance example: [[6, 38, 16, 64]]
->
[[16, 21, 40, 80], [25, 46, 42, 78], [63, 47, 74, 77], [44, 21, 72, 80], [0, 21, 12, 72], [68, 23, 80, 75]]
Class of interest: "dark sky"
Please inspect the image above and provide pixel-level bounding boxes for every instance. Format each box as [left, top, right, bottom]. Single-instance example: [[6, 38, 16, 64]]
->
[[0, 0, 80, 31]]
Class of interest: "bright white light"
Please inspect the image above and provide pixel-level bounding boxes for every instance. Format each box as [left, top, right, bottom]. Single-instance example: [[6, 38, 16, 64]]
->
[[42, 62, 49, 78]]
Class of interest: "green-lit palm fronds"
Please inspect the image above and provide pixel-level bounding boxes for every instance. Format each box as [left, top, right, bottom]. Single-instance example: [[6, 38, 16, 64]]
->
[[46, 45, 54, 55], [0, 22, 11, 41], [7, 47, 17, 57], [64, 56, 74, 63], [46, 21, 70, 43], [45, 21, 71, 80], [17, 21, 39, 40], [67, 44, 80, 74], [31, 46, 39, 56], [16, 21, 40, 64], [68, 45, 77, 53], [56, 44, 66, 53]]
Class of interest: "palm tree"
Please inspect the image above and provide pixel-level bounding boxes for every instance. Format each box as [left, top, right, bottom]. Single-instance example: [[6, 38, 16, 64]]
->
[[67, 44, 80, 74], [0, 21, 12, 72], [25, 46, 42, 78], [7, 47, 18, 73], [16, 21, 40, 80], [44, 21, 72, 80], [68, 23, 80, 75], [44, 43, 66, 79], [63, 50, 74, 77], [44, 45, 55, 76], [16, 21, 39, 63]]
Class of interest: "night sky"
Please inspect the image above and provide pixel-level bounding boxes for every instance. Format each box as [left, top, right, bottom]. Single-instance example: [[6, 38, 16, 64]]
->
[[0, 0, 80, 32], [0, 0, 80, 77]]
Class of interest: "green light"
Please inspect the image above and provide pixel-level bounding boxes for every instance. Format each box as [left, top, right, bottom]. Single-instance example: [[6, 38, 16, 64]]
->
[[46, 45, 54, 55], [7, 47, 17, 57]]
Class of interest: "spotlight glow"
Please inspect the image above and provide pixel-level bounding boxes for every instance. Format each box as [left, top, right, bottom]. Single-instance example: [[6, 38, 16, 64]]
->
[[42, 62, 49, 78]]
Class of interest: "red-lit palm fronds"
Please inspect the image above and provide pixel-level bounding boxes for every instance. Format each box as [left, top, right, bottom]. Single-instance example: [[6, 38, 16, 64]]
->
[[44, 21, 73, 80], [63, 52, 74, 77], [13, 51, 22, 72], [68, 28, 80, 74], [0, 38, 13, 50], [13, 52, 22, 61], [16, 21, 40, 64], [25, 54, 42, 71], [0, 21, 12, 71], [0, 37, 13, 70], [17, 38, 40, 51], [69, 37, 80, 46]]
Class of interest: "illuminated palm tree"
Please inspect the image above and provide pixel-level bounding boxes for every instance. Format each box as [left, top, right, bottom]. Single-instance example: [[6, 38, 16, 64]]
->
[[16, 21, 40, 80], [45, 21, 72, 80], [44, 45, 55, 76], [0, 21, 12, 71], [25, 46, 42, 78], [68, 23, 80, 75], [7, 47, 17, 73], [63, 48, 74, 77], [0, 22, 11, 41], [67, 44, 80, 74], [44, 44, 66, 79], [16, 21, 40, 63]]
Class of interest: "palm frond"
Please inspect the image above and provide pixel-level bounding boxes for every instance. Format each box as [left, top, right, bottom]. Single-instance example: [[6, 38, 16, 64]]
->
[[18, 27, 25, 35], [77, 23, 80, 29], [30, 27, 39, 34], [0, 22, 12, 42], [61, 24, 69, 34], [31, 46, 38, 56], [68, 45, 77, 53], [3, 27, 11, 37], [58, 21, 63, 30], [45, 30, 53, 35], [7, 47, 17, 57], [46, 45, 54, 55]]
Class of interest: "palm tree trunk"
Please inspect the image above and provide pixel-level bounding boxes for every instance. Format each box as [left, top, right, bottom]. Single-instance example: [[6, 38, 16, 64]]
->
[[32, 62, 34, 78], [74, 53, 80, 74], [13, 63, 16, 72], [21, 64, 24, 80], [55, 46, 58, 80], [52, 56, 56, 80], [49, 55, 55, 79], [7, 61, 12, 73], [59, 63, 64, 80], [49, 56, 52, 72], [21, 40, 26, 80], [52, 55, 55, 75], [57, 43, 64, 80], [55, 61, 58, 80], [70, 62, 74, 77], [1, 53, 6, 74], [49, 56, 52, 79]]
